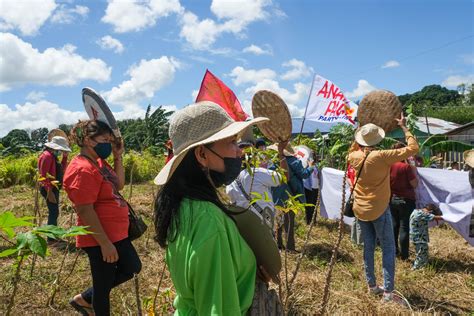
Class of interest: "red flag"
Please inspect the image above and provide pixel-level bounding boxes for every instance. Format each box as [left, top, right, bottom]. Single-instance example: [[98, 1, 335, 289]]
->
[[195, 69, 248, 121]]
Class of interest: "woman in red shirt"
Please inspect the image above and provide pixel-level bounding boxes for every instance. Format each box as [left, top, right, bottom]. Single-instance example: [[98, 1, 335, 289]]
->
[[389, 143, 418, 260], [63, 120, 141, 315], [38, 136, 70, 238]]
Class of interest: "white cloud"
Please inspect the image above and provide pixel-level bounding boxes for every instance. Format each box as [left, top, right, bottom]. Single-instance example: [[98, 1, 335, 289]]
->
[[0, 100, 87, 137], [243, 44, 272, 55], [179, 12, 222, 50], [191, 89, 199, 101], [460, 54, 474, 65], [0, 0, 57, 36], [50, 5, 89, 24], [228, 66, 276, 86], [281, 59, 313, 81], [26, 91, 47, 102], [345, 80, 377, 99], [0, 100, 177, 137], [243, 79, 309, 117], [381, 60, 400, 69], [180, 0, 278, 50], [211, 0, 271, 24], [442, 75, 474, 88], [97, 35, 124, 54], [103, 56, 180, 107], [0, 32, 111, 91], [102, 0, 183, 33]]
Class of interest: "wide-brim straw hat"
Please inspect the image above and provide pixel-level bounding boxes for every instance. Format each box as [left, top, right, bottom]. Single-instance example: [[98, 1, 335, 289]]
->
[[44, 136, 71, 152], [464, 149, 474, 168], [154, 101, 269, 186], [252, 90, 292, 142], [355, 123, 385, 147], [358, 90, 402, 133], [267, 143, 295, 156]]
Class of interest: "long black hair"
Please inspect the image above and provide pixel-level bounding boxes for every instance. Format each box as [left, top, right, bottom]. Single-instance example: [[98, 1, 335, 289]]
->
[[154, 147, 230, 248]]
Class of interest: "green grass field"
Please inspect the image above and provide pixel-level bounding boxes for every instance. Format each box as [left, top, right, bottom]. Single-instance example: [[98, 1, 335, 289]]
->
[[1, 183, 473, 315]]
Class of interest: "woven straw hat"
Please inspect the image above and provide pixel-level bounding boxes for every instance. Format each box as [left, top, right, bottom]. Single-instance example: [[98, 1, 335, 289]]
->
[[358, 90, 402, 132], [252, 90, 292, 142], [355, 123, 385, 146], [154, 101, 269, 185], [44, 136, 71, 152], [464, 149, 474, 168]]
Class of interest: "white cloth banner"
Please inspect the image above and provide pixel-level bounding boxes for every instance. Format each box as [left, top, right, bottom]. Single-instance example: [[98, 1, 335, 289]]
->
[[320, 167, 474, 246], [319, 167, 354, 225], [305, 75, 358, 125]]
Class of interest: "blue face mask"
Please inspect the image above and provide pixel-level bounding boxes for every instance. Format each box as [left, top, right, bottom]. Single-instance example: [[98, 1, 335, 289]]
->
[[93, 142, 112, 159]]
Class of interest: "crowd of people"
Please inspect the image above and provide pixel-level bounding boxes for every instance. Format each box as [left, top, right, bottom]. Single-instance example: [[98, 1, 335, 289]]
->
[[36, 102, 473, 315]]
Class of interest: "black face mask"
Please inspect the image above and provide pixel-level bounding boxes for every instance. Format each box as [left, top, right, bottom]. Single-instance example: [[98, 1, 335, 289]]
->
[[206, 147, 242, 187]]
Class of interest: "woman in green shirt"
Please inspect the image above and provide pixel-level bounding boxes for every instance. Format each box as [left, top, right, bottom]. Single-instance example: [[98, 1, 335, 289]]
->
[[153, 101, 269, 315]]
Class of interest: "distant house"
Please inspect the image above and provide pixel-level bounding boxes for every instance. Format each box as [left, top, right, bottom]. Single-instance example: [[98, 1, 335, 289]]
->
[[444, 122, 474, 146], [387, 117, 462, 142], [291, 118, 350, 136]]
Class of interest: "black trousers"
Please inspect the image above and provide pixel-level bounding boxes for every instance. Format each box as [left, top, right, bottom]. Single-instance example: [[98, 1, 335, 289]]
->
[[81, 238, 142, 315], [40, 187, 60, 227], [304, 188, 319, 225], [389, 197, 416, 260]]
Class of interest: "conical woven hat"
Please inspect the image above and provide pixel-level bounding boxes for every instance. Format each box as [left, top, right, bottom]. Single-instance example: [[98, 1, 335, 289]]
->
[[358, 90, 402, 132], [47, 129, 68, 143], [252, 90, 292, 143]]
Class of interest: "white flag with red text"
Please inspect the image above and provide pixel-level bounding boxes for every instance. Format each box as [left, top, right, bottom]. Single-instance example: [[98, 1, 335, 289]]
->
[[305, 75, 357, 125]]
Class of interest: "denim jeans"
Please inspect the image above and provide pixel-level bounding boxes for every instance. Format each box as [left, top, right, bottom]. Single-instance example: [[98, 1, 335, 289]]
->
[[81, 238, 142, 315], [359, 207, 396, 292]]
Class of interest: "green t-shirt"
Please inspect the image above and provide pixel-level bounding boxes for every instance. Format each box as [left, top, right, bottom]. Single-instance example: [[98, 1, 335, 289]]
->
[[166, 198, 257, 315]]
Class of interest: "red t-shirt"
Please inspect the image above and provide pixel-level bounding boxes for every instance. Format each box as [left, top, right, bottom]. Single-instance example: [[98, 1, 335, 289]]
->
[[390, 161, 417, 201], [38, 150, 68, 189], [63, 156, 129, 248]]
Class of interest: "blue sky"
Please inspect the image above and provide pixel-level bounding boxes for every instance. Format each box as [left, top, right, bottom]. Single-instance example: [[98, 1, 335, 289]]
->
[[0, 0, 472, 136]]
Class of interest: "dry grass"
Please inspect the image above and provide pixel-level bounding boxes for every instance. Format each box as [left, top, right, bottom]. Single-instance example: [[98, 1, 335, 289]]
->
[[1, 184, 473, 315]]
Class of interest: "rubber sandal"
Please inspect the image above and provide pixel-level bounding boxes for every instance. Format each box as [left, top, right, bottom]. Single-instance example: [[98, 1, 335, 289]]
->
[[69, 300, 93, 315]]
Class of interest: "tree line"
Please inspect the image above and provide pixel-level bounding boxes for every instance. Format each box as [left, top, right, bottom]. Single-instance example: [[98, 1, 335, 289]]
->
[[0, 105, 172, 156], [1, 84, 473, 156]]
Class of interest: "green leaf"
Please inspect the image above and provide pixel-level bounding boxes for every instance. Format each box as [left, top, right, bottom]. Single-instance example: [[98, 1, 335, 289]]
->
[[26, 232, 47, 258], [0, 211, 34, 238], [34, 225, 66, 238], [62, 226, 91, 238], [0, 247, 19, 258], [16, 232, 29, 249]]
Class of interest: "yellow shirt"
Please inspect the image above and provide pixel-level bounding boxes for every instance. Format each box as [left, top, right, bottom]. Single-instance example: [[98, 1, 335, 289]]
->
[[348, 131, 419, 221]]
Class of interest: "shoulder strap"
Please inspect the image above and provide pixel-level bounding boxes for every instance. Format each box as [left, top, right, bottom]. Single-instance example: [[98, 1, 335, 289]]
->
[[236, 178, 265, 214], [348, 152, 370, 199]]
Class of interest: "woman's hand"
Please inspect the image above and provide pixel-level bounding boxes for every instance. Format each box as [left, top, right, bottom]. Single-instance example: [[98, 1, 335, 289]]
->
[[112, 137, 124, 157], [257, 265, 278, 284], [47, 190, 57, 204], [100, 242, 119, 263], [395, 112, 407, 128]]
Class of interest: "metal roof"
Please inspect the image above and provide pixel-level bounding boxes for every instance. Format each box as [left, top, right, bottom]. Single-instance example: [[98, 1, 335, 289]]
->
[[416, 117, 462, 135]]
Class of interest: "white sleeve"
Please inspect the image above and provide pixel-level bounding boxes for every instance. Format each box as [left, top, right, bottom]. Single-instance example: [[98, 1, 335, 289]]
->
[[256, 168, 281, 187]]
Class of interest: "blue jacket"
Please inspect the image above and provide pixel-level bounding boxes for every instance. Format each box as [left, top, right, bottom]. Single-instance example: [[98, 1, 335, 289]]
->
[[272, 156, 314, 206]]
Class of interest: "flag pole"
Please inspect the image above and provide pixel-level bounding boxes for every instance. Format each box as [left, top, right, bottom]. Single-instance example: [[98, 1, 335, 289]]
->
[[297, 73, 316, 145]]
